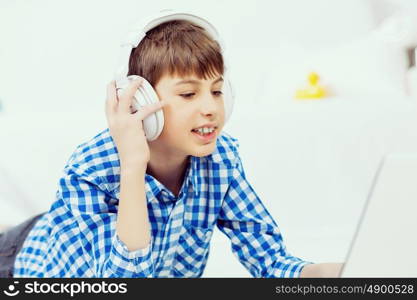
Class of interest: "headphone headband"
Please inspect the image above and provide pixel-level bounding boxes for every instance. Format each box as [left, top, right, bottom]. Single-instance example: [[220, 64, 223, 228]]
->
[[115, 10, 226, 82]]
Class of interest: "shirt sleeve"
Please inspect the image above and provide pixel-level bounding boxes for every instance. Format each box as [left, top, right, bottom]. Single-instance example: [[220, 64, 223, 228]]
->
[[57, 165, 155, 278], [216, 156, 313, 278]]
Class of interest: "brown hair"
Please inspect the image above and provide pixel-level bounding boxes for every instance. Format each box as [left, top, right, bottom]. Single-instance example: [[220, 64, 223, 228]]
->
[[128, 20, 224, 87]]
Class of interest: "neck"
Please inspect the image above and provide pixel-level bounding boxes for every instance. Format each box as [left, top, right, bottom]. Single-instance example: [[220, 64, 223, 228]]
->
[[147, 145, 189, 197]]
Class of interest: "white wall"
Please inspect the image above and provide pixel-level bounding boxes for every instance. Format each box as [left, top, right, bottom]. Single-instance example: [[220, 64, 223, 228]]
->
[[2, 0, 417, 112]]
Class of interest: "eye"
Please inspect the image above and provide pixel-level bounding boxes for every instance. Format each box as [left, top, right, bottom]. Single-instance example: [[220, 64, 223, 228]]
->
[[213, 91, 223, 97], [180, 93, 195, 99]]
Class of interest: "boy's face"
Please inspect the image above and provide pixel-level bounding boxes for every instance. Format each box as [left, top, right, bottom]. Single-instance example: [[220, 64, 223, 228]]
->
[[151, 73, 225, 158]]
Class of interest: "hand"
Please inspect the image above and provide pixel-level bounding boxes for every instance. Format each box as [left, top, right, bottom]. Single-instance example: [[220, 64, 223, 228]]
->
[[319, 262, 344, 277], [105, 78, 165, 166], [300, 262, 344, 278]]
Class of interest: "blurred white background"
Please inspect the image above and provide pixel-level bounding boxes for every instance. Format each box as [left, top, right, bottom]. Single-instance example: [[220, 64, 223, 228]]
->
[[1, 0, 417, 277]]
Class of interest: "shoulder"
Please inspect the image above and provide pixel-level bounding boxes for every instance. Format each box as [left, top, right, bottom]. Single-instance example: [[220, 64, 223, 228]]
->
[[207, 131, 240, 167], [66, 128, 116, 167], [63, 128, 120, 191]]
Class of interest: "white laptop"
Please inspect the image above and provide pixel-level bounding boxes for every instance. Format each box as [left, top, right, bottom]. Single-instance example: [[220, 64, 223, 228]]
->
[[340, 153, 417, 277]]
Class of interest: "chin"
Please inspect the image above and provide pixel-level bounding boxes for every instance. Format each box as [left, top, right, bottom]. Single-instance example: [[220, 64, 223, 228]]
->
[[189, 142, 217, 157]]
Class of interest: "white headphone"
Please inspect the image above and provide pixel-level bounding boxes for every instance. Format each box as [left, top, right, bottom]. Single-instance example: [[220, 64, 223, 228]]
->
[[114, 10, 235, 141]]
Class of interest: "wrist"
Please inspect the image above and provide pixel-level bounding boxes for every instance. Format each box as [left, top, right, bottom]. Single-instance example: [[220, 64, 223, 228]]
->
[[120, 160, 148, 173]]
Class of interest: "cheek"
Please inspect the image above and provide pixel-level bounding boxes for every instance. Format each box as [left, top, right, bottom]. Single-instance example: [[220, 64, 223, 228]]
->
[[159, 101, 226, 140], [161, 110, 191, 138], [218, 103, 226, 125]]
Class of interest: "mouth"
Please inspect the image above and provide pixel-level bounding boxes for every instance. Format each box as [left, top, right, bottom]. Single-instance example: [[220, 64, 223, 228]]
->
[[191, 126, 218, 142]]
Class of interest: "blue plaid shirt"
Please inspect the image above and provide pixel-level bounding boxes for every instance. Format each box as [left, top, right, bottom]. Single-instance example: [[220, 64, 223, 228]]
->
[[14, 128, 312, 277]]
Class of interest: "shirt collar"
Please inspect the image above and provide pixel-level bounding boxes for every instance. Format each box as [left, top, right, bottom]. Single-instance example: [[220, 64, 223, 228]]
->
[[205, 134, 236, 168], [144, 156, 199, 202]]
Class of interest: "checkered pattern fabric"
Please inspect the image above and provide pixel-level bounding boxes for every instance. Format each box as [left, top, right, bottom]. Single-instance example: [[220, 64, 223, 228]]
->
[[14, 128, 312, 277]]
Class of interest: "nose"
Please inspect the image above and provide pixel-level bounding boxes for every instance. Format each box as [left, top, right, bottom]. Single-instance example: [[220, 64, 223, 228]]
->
[[199, 93, 219, 117]]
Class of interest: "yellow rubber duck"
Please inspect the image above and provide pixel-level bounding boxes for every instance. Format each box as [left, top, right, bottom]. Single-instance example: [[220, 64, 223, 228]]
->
[[295, 72, 327, 99]]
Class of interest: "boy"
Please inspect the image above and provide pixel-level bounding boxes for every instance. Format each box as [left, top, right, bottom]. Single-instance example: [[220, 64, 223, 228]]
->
[[7, 13, 342, 278]]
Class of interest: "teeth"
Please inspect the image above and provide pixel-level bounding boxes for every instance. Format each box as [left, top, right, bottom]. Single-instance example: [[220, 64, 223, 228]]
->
[[194, 127, 215, 135]]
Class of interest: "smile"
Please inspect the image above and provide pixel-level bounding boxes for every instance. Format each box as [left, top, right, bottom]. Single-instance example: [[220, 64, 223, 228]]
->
[[191, 126, 217, 142]]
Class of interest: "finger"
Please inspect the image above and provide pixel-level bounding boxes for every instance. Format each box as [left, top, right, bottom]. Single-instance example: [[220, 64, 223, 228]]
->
[[119, 77, 144, 113], [135, 100, 166, 120], [105, 80, 117, 116]]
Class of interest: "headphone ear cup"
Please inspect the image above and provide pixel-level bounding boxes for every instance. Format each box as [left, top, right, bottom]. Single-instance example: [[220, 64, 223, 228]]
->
[[118, 75, 165, 141], [137, 78, 165, 141], [222, 77, 235, 123]]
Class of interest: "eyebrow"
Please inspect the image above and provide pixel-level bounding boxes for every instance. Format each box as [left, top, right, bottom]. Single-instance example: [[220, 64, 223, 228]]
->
[[175, 77, 224, 86]]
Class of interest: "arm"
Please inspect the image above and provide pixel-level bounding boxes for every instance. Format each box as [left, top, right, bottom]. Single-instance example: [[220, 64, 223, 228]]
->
[[51, 79, 165, 277], [216, 155, 313, 278], [58, 166, 154, 278], [105, 78, 165, 252], [116, 163, 150, 251]]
